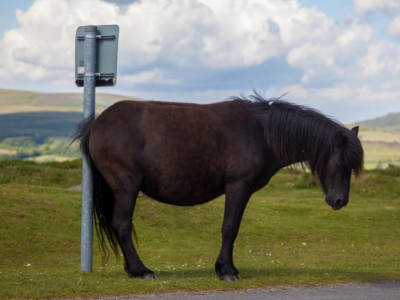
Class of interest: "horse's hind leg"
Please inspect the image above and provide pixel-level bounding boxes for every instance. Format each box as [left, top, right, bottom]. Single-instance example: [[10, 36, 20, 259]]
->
[[215, 181, 251, 282], [112, 183, 155, 279]]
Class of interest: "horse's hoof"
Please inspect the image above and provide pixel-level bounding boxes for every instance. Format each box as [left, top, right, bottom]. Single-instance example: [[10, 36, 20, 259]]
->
[[220, 274, 240, 282], [141, 273, 157, 280]]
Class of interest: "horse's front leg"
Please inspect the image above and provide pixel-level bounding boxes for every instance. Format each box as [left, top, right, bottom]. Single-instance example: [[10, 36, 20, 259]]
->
[[215, 181, 251, 281]]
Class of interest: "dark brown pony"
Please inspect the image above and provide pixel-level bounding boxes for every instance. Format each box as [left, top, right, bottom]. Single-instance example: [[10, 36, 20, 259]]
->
[[75, 93, 364, 281]]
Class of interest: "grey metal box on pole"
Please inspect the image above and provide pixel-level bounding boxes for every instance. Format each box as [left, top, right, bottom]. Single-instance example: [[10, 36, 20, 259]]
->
[[75, 25, 119, 87]]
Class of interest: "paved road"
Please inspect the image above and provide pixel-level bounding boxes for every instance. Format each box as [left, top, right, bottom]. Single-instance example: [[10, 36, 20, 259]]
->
[[83, 281, 399, 300]]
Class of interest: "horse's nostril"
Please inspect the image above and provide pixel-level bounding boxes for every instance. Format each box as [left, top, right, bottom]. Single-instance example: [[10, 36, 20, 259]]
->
[[335, 199, 342, 208]]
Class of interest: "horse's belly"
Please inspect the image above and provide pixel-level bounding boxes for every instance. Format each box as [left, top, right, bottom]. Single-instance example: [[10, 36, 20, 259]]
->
[[141, 168, 225, 206], [143, 191, 224, 206], [139, 142, 226, 205]]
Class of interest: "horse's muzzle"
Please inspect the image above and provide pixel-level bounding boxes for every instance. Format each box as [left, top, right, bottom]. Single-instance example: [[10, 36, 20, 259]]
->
[[326, 196, 348, 210]]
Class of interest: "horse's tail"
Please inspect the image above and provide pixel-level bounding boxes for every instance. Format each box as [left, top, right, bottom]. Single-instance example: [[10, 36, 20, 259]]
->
[[73, 118, 120, 263]]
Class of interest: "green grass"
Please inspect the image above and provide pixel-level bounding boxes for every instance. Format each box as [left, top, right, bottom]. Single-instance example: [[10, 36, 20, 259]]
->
[[0, 160, 399, 299]]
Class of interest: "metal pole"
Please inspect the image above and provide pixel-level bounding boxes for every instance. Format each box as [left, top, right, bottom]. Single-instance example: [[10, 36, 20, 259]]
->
[[81, 25, 97, 273]]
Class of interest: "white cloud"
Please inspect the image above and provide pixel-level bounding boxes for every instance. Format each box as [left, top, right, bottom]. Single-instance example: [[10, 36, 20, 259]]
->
[[388, 15, 400, 36], [0, 0, 121, 82], [286, 21, 378, 85], [336, 22, 374, 46], [358, 43, 387, 77], [196, 0, 334, 67], [352, 0, 400, 39], [269, 82, 400, 123], [0, 0, 399, 123], [361, 42, 400, 79], [353, 0, 400, 14], [0, 0, 341, 82], [120, 68, 179, 85]]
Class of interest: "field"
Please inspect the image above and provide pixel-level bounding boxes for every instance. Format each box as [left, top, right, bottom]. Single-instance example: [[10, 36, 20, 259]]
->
[[0, 160, 399, 299], [355, 126, 400, 169]]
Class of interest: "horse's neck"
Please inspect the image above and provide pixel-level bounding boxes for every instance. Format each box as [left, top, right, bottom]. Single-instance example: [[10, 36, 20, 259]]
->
[[267, 121, 333, 171]]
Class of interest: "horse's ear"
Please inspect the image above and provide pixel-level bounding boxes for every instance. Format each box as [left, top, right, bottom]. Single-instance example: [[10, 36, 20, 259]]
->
[[351, 126, 359, 136], [335, 131, 345, 148]]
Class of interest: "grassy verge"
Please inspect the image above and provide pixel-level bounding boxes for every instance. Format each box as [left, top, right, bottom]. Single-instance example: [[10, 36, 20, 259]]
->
[[0, 161, 399, 299]]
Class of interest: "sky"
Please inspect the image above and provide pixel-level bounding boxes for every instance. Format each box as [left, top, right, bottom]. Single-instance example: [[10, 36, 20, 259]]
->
[[0, 0, 399, 123]]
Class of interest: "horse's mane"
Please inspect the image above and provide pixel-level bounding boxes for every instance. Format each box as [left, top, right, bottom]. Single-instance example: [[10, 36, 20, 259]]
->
[[231, 92, 364, 177]]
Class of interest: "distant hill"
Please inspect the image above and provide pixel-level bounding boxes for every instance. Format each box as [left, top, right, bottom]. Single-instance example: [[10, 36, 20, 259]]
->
[[0, 88, 139, 161], [358, 112, 400, 132], [0, 111, 82, 139], [0, 88, 138, 115]]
